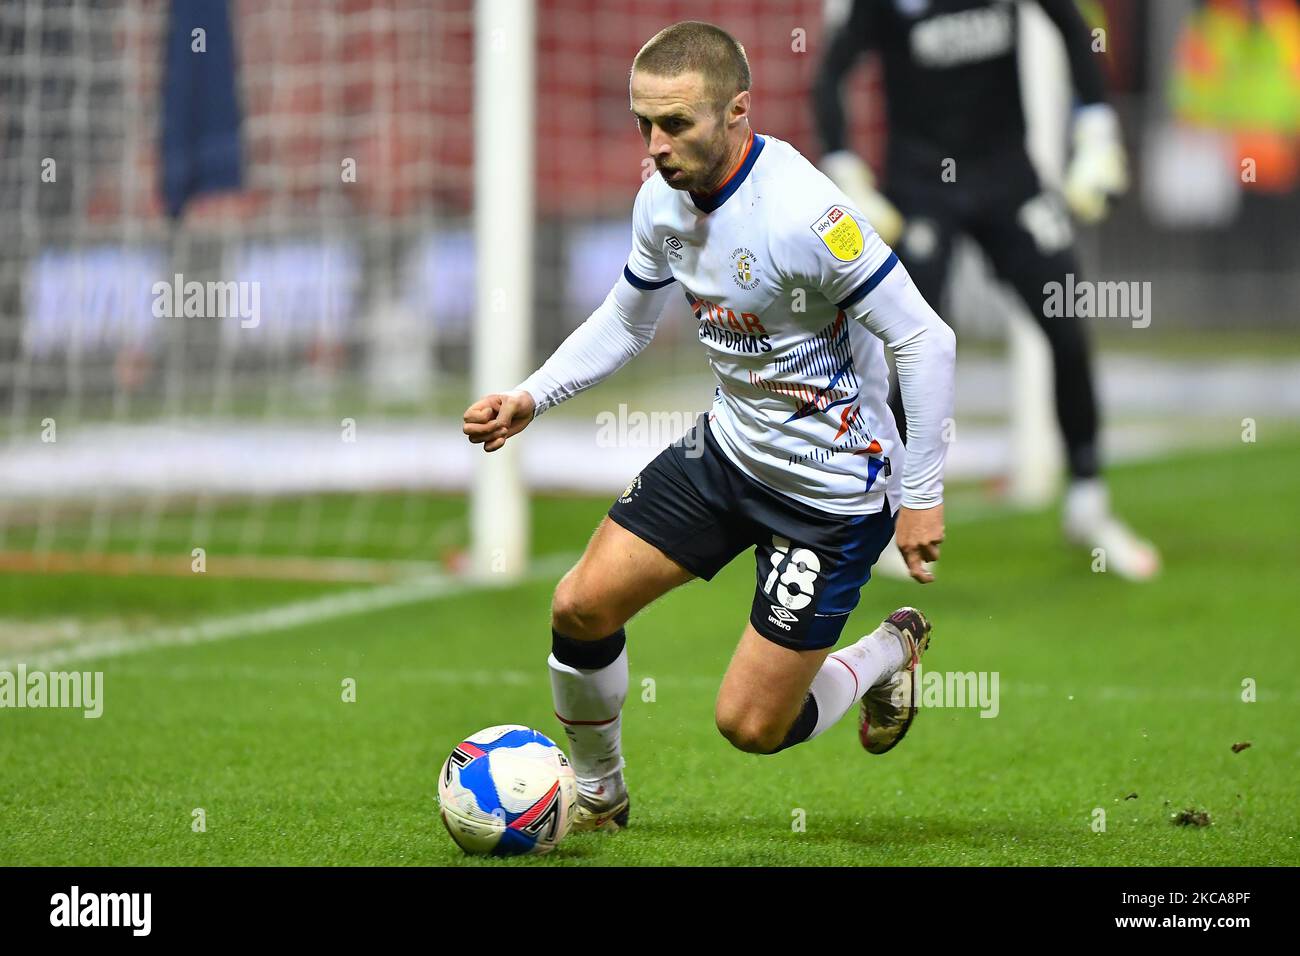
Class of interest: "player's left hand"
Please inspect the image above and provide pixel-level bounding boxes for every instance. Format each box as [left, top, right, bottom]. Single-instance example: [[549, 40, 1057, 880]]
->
[[895, 504, 944, 584], [1064, 104, 1129, 224]]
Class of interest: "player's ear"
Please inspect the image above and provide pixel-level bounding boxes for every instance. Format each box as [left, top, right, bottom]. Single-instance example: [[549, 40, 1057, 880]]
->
[[727, 89, 751, 128]]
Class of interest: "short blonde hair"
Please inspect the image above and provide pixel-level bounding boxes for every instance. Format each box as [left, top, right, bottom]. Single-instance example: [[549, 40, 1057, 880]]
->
[[632, 21, 751, 110]]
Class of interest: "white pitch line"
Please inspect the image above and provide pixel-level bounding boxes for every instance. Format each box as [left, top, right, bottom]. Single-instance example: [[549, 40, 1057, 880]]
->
[[0, 552, 578, 672], [0, 503, 1025, 673]]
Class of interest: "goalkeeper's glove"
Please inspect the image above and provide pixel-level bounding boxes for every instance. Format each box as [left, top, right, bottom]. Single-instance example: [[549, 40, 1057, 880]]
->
[[1063, 103, 1129, 224], [818, 150, 905, 246]]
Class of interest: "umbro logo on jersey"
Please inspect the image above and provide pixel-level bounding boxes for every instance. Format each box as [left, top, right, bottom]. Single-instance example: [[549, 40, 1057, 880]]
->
[[664, 235, 685, 261]]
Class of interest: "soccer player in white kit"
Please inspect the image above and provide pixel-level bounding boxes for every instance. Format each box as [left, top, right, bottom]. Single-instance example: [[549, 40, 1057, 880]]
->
[[463, 21, 956, 831]]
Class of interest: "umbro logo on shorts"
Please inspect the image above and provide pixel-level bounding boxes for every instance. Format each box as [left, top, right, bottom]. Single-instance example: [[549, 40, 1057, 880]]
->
[[767, 605, 798, 630]]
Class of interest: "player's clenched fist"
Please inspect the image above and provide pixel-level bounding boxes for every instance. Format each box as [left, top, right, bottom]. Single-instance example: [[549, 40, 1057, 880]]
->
[[462, 390, 535, 453], [895, 504, 944, 584]]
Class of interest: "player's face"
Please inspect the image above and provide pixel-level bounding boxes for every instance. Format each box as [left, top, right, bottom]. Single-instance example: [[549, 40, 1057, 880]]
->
[[629, 70, 734, 193]]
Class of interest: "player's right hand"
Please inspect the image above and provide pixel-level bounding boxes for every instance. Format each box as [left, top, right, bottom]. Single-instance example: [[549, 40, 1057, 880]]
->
[[818, 150, 905, 247], [463, 390, 535, 453]]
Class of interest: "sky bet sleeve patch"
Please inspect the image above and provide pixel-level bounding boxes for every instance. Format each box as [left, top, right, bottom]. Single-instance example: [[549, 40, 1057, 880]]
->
[[810, 204, 864, 262]]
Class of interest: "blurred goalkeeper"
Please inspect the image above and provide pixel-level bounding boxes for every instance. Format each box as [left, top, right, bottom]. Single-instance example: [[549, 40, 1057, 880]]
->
[[813, 0, 1159, 579]]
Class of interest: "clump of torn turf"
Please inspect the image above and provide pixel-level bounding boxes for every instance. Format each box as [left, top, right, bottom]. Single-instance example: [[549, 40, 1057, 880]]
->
[[1172, 808, 1213, 827], [1231, 741, 1251, 753]]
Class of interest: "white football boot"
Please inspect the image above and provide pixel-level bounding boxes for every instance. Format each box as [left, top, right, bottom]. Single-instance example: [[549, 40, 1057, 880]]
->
[[570, 769, 630, 833], [860, 607, 932, 755], [1063, 479, 1160, 581]]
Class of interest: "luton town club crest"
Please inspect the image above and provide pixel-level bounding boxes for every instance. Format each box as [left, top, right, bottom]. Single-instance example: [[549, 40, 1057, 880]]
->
[[730, 247, 760, 290], [618, 474, 641, 504]]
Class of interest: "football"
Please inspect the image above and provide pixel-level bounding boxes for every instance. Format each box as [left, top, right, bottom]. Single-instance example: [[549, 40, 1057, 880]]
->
[[437, 724, 577, 856]]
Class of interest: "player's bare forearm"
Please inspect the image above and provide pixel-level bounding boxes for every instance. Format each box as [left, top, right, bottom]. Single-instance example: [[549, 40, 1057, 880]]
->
[[895, 504, 944, 584], [462, 389, 535, 453]]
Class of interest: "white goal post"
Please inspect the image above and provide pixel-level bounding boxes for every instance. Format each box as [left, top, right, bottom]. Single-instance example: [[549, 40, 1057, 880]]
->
[[471, 0, 534, 580]]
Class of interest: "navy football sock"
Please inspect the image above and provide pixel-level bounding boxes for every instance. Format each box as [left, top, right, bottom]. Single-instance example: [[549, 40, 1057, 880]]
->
[[768, 693, 820, 753]]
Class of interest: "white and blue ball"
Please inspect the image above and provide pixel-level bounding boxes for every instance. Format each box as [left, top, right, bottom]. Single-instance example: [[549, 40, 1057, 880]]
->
[[437, 724, 576, 856]]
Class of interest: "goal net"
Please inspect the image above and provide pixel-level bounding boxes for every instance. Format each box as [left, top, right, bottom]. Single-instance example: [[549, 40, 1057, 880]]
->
[[0, 0, 475, 582]]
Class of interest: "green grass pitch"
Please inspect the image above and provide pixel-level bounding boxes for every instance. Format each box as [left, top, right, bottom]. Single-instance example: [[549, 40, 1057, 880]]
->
[[1, 430, 1297, 866]]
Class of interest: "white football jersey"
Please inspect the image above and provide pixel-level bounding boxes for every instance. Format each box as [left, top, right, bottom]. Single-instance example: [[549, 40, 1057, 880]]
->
[[625, 132, 906, 516]]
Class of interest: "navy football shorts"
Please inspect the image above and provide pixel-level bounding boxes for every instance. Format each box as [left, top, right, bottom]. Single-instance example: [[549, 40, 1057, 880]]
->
[[606, 413, 897, 651]]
